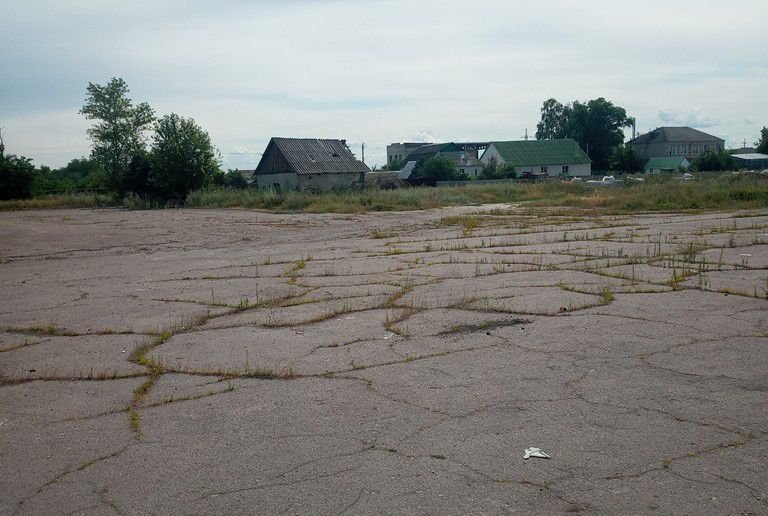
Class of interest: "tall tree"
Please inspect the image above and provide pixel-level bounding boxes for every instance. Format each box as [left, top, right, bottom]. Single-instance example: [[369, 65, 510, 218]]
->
[[756, 126, 768, 154], [535, 98, 570, 140], [149, 113, 220, 200], [0, 131, 36, 200], [80, 78, 154, 192], [535, 97, 632, 170], [572, 98, 630, 170]]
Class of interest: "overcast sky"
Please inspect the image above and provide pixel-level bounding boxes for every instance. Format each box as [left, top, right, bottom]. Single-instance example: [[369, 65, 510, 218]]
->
[[1, 0, 766, 170]]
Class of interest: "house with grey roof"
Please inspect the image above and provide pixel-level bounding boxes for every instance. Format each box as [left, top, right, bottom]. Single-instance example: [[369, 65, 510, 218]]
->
[[627, 127, 724, 161], [644, 156, 690, 174], [254, 137, 369, 191], [480, 139, 592, 177]]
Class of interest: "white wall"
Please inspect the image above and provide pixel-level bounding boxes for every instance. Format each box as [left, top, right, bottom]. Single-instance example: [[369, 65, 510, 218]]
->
[[480, 145, 591, 177], [479, 145, 504, 166]]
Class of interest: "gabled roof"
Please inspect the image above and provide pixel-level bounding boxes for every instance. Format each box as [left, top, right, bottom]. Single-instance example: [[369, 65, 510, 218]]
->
[[488, 139, 591, 166], [629, 127, 724, 145], [405, 142, 462, 162], [398, 161, 417, 180], [255, 137, 370, 175], [644, 156, 689, 169]]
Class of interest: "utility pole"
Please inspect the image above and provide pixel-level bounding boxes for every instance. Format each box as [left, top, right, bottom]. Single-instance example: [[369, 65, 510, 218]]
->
[[361, 142, 365, 164]]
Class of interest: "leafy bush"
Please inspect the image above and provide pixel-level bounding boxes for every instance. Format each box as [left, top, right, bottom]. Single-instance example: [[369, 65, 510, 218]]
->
[[0, 153, 35, 200]]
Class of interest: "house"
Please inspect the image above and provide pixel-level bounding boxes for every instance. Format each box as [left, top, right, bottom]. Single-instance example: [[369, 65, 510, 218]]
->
[[253, 137, 369, 191], [236, 169, 255, 184], [401, 142, 483, 178], [386, 142, 430, 167], [386, 141, 489, 167], [732, 153, 768, 170], [480, 139, 592, 177], [627, 127, 724, 161], [644, 156, 690, 174]]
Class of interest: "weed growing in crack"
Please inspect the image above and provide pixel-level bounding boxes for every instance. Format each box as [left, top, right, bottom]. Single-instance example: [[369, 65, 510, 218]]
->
[[371, 228, 397, 239], [599, 286, 615, 305], [5, 325, 78, 337]]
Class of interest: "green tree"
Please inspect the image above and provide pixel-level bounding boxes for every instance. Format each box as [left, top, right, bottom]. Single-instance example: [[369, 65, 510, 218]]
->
[[535, 97, 632, 170], [535, 98, 570, 140], [610, 145, 644, 172], [479, 157, 516, 179], [690, 150, 736, 171], [80, 78, 155, 193], [409, 156, 465, 186], [149, 113, 220, 200], [223, 170, 248, 189], [385, 157, 405, 171], [756, 126, 768, 154], [0, 132, 36, 200], [122, 152, 152, 195], [54, 158, 109, 191]]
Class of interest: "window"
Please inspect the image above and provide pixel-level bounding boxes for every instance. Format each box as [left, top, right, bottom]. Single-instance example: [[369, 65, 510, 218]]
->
[[541, 166, 548, 174], [693, 144, 699, 154], [562, 165, 569, 174]]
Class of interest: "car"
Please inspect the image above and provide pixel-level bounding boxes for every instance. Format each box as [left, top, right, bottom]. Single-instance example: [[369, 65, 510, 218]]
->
[[586, 175, 622, 186], [681, 173, 694, 181]]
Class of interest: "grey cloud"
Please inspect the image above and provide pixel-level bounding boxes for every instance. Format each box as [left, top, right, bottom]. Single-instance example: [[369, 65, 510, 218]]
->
[[658, 110, 721, 128]]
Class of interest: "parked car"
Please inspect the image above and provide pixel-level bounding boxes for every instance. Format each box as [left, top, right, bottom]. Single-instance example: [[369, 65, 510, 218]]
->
[[586, 175, 622, 186], [681, 173, 694, 181]]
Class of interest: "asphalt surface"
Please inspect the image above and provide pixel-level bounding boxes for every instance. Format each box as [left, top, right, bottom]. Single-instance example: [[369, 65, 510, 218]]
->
[[1, 206, 766, 515]]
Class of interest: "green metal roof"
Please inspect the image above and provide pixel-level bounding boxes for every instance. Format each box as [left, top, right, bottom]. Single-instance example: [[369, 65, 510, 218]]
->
[[644, 156, 688, 170], [489, 139, 591, 166]]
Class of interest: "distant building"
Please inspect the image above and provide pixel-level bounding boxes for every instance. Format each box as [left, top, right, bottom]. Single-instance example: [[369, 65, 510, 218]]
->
[[389, 142, 483, 179], [237, 169, 255, 184], [627, 127, 724, 161], [480, 139, 591, 177], [644, 156, 690, 174], [386, 141, 489, 167], [253, 137, 369, 191], [732, 153, 768, 170], [386, 143, 429, 167]]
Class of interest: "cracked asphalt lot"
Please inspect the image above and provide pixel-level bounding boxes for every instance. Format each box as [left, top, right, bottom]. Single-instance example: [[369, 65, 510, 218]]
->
[[1, 206, 767, 515]]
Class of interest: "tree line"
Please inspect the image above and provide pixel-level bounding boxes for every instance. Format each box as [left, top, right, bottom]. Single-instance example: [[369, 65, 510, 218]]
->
[[535, 97, 767, 172], [3, 89, 768, 201], [1, 78, 246, 202]]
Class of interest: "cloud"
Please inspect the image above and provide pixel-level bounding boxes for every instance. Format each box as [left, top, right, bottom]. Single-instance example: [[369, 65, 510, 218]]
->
[[401, 130, 443, 144], [658, 110, 721, 128], [2, 0, 767, 167]]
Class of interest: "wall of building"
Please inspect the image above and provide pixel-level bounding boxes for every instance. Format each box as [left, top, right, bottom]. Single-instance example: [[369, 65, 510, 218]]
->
[[457, 165, 483, 178], [386, 143, 424, 165], [255, 172, 363, 191], [480, 146, 590, 176], [630, 140, 724, 161], [514, 163, 590, 177], [254, 172, 299, 190], [298, 172, 363, 190], [479, 145, 505, 166]]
